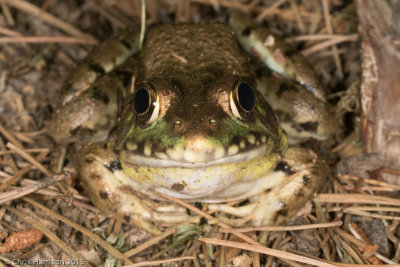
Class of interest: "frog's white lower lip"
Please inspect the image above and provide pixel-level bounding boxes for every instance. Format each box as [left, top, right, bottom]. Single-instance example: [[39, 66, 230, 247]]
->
[[122, 145, 268, 168]]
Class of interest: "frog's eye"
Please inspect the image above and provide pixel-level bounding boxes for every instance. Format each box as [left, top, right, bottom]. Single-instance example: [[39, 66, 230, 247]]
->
[[133, 85, 159, 124], [230, 81, 256, 119]]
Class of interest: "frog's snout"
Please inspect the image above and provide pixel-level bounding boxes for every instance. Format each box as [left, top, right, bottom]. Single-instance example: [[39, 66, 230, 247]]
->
[[166, 134, 225, 163]]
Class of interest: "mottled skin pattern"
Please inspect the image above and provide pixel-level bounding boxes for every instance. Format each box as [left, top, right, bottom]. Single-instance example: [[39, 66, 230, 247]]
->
[[49, 15, 335, 235]]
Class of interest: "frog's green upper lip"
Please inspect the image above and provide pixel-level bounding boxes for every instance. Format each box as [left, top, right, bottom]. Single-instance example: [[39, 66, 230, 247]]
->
[[121, 144, 268, 168]]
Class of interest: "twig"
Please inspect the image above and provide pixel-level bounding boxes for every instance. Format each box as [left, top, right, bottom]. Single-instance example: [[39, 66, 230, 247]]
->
[[0, 36, 98, 45], [6, 142, 52, 176], [124, 227, 175, 257], [0, 151, 48, 191], [315, 193, 400, 206], [199, 237, 338, 267], [2, 0, 96, 41], [0, 171, 68, 204], [322, 0, 343, 77], [256, 0, 287, 22], [302, 34, 358, 56], [220, 221, 343, 233]]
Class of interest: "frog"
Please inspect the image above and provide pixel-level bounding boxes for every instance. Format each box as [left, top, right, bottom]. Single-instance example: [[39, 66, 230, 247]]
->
[[48, 13, 336, 235]]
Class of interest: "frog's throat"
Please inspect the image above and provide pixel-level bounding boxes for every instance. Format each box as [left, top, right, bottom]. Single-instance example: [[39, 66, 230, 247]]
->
[[121, 144, 269, 168]]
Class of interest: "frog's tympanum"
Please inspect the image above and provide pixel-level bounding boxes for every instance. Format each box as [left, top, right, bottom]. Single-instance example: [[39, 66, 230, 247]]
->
[[49, 13, 336, 235]]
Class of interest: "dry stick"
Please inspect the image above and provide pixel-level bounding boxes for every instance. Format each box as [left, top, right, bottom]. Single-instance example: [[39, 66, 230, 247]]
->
[[315, 193, 400, 206], [0, 171, 68, 205], [2, 0, 96, 40], [322, 0, 343, 77], [0, 36, 98, 45], [343, 209, 400, 221], [341, 174, 400, 190], [302, 35, 359, 56], [6, 142, 52, 176], [0, 0, 14, 26], [5, 205, 93, 267], [256, 0, 287, 22], [199, 238, 338, 267], [0, 148, 49, 156], [220, 220, 343, 233], [289, 0, 305, 32], [23, 197, 134, 265], [0, 151, 48, 191], [157, 193, 263, 246], [0, 135, 18, 174], [124, 227, 175, 257], [287, 33, 358, 42], [0, 124, 23, 150]]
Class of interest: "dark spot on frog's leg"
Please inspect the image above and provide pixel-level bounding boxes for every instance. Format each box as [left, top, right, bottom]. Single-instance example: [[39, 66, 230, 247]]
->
[[69, 126, 96, 138], [299, 122, 319, 132], [90, 173, 101, 180], [90, 86, 110, 104], [274, 161, 295, 175], [264, 188, 272, 193], [273, 202, 288, 220], [69, 126, 81, 136], [123, 214, 131, 223], [238, 199, 250, 206], [120, 39, 132, 49], [99, 191, 110, 199], [104, 160, 122, 173], [171, 183, 185, 191], [88, 62, 106, 75], [118, 184, 136, 194], [255, 67, 271, 79], [302, 175, 311, 186], [106, 125, 119, 139], [84, 157, 94, 164], [114, 69, 135, 88], [276, 83, 298, 98], [294, 188, 304, 197], [283, 48, 298, 57], [199, 217, 207, 225], [276, 208, 288, 217], [241, 26, 253, 37]]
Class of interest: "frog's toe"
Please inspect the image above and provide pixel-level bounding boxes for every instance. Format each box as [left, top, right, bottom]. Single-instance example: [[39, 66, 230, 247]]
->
[[151, 211, 200, 225], [208, 202, 256, 217], [209, 193, 275, 227], [122, 208, 198, 235]]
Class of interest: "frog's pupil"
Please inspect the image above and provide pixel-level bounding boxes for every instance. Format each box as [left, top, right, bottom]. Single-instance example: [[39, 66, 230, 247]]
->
[[237, 83, 255, 112], [133, 88, 150, 114]]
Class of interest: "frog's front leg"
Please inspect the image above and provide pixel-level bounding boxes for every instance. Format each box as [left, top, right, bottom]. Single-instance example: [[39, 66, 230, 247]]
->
[[229, 12, 337, 143], [76, 144, 199, 235], [208, 146, 328, 227], [229, 12, 326, 101], [48, 28, 140, 145]]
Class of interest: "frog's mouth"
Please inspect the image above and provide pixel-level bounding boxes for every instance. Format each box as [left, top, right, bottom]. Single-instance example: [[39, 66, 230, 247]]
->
[[121, 144, 269, 168]]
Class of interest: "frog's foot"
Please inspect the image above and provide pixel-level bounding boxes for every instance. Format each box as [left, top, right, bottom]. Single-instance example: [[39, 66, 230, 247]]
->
[[208, 146, 328, 227], [76, 145, 199, 235]]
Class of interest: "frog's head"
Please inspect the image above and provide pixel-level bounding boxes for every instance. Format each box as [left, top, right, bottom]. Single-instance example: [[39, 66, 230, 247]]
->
[[110, 74, 287, 168], [109, 24, 287, 168]]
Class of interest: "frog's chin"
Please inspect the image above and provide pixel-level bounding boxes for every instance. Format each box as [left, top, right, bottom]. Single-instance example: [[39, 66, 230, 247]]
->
[[121, 144, 268, 168]]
